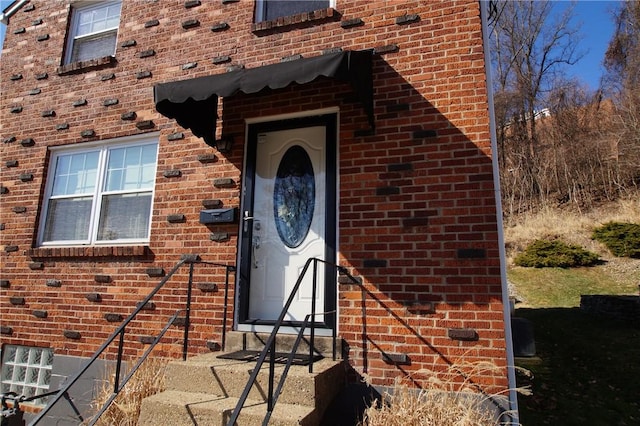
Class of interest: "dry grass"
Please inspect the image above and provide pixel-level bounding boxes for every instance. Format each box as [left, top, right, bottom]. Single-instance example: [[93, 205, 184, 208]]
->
[[89, 357, 167, 426], [359, 362, 524, 426], [504, 197, 640, 259], [504, 196, 640, 268], [504, 195, 640, 301]]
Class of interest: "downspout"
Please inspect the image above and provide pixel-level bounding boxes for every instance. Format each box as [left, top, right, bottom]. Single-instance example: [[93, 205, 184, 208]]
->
[[479, 1, 520, 422], [0, 0, 29, 25]]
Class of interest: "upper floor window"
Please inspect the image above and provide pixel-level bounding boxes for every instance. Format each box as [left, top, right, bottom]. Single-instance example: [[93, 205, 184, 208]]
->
[[255, 0, 330, 22], [39, 135, 158, 246], [65, 0, 122, 64]]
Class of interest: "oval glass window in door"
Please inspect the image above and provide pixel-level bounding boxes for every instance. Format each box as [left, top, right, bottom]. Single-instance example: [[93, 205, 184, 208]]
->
[[273, 145, 315, 248]]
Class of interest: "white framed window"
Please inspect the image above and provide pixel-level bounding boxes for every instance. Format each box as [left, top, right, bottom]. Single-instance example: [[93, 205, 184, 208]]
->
[[65, 0, 122, 64], [1, 345, 54, 406], [39, 135, 159, 246], [255, 0, 331, 22]]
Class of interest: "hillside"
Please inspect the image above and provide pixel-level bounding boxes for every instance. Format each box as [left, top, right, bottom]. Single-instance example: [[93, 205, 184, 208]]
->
[[504, 194, 640, 307], [505, 193, 640, 425]]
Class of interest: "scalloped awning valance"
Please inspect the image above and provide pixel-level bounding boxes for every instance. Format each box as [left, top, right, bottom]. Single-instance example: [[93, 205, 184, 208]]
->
[[154, 50, 373, 147]]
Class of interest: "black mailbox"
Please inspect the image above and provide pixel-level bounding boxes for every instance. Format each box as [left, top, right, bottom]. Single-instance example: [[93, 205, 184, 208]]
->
[[199, 208, 236, 224]]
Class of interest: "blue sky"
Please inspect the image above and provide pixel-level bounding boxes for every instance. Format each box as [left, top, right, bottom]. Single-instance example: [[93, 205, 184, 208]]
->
[[0, 1, 621, 90], [565, 0, 621, 89]]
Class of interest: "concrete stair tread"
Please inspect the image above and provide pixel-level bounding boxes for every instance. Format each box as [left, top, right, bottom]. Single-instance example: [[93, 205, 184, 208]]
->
[[138, 333, 346, 426], [224, 331, 340, 358], [139, 389, 317, 426], [163, 352, 345, 408], [184, 351, 341, 376]]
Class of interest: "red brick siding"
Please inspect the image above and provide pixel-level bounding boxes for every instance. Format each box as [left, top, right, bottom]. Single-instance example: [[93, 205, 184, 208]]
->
[[0, 1, 508, 392]]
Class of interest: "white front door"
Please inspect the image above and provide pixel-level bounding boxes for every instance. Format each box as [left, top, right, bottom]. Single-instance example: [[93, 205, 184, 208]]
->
[[238, 115, 337, 328]]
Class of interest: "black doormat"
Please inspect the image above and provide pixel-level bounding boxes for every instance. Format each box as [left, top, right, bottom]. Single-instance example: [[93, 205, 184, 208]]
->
[[217, 350, 323, 366]]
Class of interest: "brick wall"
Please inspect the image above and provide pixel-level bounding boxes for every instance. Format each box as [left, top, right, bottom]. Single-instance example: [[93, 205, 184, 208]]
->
[[0, 0, 508, 393]]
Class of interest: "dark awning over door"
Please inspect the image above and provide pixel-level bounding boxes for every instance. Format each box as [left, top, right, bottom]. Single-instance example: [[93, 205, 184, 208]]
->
[[154, 50, 373, 146]]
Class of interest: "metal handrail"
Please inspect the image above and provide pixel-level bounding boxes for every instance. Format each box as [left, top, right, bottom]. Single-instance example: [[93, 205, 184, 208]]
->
[[226, 258, 358, 426], [28, 258, 235, 425]]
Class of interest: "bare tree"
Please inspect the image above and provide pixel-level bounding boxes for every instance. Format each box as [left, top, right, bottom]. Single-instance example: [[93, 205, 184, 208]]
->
[[489, 0, 584, 213], [489, 1, 638, 215], [603, 1, 640, 190], [541, 81, 620, 206]]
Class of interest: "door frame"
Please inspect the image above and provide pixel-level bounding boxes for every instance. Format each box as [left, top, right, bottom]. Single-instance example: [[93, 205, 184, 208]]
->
[[236, 111, 338, 332]]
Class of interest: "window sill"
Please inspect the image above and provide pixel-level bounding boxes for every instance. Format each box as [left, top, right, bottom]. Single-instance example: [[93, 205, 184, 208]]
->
[[57, 55, 117, 76], [252, 8, 337, 34], [28, 245, 150, 259]]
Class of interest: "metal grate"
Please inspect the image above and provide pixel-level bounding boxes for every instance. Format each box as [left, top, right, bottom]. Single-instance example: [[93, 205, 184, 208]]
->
[[1, 345, 54, 405]]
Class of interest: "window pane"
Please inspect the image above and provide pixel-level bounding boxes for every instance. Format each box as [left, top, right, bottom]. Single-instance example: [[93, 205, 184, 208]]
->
[[97, 193, 152, 240], [76, 2, 120, 36], [141, 144, 157, 165], [108, 4, 120, 17], [71, 31, 117, 62], [141, 146, 157, 185], [51, 152, 99, 196], [124, 147, 142, 190], [109, 147, 125, 167], [92, 19, 107, 33], [43, 197, 92, 242], [78, 22, 91, 36], [106, 145, 157, 191], [78, 12, 92, 26], [92, 7, 107, 23], [106, 4, 120, 27], [263, 1, 329, 21], [124, 146, 140, 167], [106, 16, 119, 28], [70, 154, 86, 174]]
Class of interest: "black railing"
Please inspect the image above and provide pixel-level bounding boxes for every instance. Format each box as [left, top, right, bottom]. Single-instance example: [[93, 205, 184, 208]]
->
[[27, 257, 235, 426], [226, 257, 358, 426]]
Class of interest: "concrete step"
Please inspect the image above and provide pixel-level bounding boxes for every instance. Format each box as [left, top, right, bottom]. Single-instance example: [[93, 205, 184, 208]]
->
[[163, 352, 345, 408], [137, 351, 346, 426], [225, 331, 342, 359], [137, 389, 320, 426]]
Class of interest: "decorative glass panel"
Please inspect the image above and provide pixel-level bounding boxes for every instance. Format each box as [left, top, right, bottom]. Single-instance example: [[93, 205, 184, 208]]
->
[[273, 145, 315, 248], [0, 346, 53, 406]]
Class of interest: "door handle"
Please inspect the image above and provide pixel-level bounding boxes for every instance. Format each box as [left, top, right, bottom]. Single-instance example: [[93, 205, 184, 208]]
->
[[243, 211, 253, 232]]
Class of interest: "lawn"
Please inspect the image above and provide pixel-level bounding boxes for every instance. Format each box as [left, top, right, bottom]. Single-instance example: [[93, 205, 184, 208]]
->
[[508, 257, 640, 425], [508, 265, 639, 308], [501, 198, 640, 425]]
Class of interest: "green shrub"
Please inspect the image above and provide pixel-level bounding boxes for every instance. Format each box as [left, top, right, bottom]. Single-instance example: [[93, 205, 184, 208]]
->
[[514, 239, 600, 268], [592, 222, 640, 258]]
